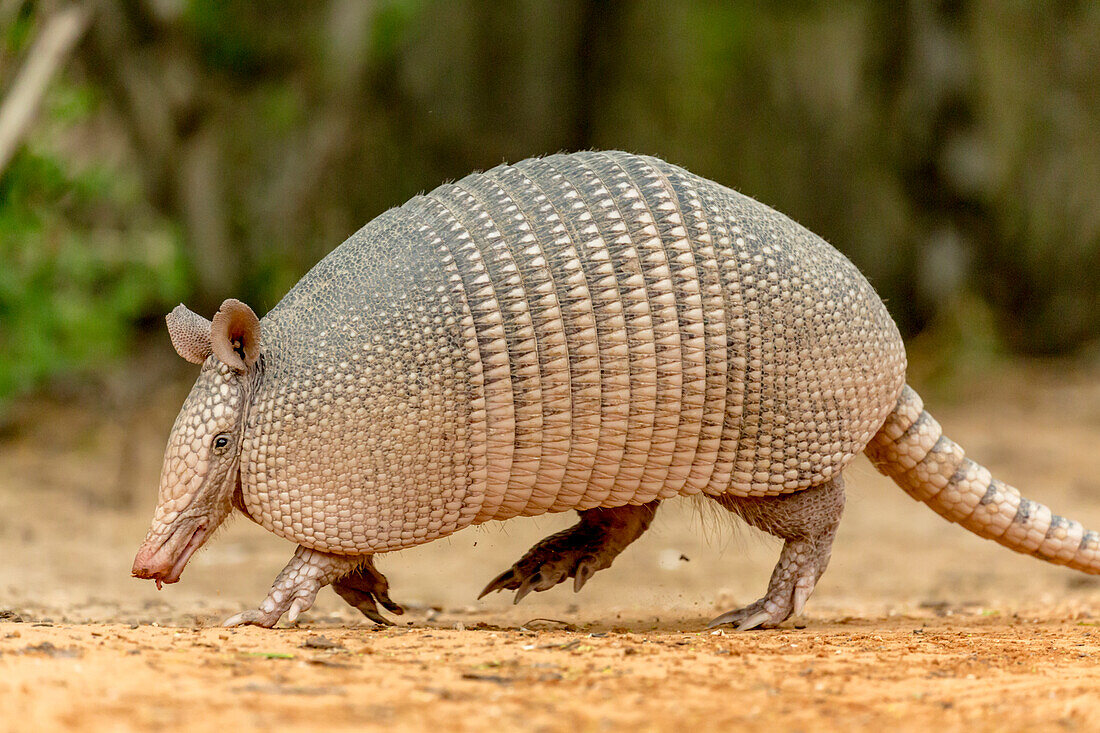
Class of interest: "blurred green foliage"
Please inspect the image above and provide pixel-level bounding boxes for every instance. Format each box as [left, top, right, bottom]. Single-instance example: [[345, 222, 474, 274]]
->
[[1, 0, 1098, 412], [0, 85, 187, 410]]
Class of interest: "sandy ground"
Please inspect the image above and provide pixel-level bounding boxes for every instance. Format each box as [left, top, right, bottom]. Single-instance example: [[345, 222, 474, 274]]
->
[[2, 362, 1100, 731]]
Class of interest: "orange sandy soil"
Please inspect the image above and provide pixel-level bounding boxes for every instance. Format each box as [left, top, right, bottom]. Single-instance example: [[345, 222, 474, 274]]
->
[[2, 362, 1100, 731]]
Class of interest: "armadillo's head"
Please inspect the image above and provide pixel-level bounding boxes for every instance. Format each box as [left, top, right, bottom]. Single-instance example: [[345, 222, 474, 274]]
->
[[132, 299, 261, 588]]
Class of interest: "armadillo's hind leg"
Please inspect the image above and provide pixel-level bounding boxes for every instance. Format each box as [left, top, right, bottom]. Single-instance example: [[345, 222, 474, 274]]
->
[[709, 476, 845, 630], [223, 545, 371, 628], [332, 556, 405, 626], [479, 501, 659, 604]]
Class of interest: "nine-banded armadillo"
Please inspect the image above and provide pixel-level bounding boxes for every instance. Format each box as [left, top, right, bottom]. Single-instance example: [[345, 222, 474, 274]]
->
[[131, 150, 1100, 630]]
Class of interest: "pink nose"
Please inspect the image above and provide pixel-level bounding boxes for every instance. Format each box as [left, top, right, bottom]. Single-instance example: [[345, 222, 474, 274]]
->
[[131, 543, 169, 580]]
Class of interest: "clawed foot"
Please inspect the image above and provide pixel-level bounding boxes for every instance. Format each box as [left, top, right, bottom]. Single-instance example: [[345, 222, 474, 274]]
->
[[223, 545, 380, 628], [479, 502, 659, 604], [332, 557, 404, 626], [707, 598, 792, 631], [707, 566, 817, 630], [223, 587, 321, 628], [479, 545, 605, 604]]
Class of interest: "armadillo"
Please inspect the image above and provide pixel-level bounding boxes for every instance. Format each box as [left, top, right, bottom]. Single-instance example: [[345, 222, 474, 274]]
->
[[131, 150, 1100, 630]]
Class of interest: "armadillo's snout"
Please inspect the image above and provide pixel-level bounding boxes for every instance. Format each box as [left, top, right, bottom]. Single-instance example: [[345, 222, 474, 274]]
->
[[132, 524, 208, 589]]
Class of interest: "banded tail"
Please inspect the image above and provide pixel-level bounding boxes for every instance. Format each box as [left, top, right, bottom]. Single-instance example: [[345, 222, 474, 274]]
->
[[865, 384, 1100, 573]]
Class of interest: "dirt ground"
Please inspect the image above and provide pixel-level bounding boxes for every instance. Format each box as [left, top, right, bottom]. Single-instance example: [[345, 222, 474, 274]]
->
[[3, 361, 1100, 731]]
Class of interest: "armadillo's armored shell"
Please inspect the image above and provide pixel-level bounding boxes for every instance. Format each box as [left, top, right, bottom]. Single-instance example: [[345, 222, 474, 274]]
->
[[242, 151, 906, 554]]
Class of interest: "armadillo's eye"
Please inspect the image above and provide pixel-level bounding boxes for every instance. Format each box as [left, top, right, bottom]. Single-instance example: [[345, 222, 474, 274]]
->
[[212, 434, 231, 454]]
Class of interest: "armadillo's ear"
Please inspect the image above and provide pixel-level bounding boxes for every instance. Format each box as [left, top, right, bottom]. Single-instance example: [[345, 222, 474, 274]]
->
[[210, 299, 261, 371], [166, 304, 213, 365]]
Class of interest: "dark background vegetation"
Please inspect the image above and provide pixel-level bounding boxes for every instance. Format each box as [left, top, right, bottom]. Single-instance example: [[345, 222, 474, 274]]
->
[[2, 0, 1099, 418]]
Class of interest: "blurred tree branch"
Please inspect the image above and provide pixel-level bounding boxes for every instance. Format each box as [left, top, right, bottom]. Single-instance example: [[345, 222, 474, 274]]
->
[[0, 3, 90, 178]]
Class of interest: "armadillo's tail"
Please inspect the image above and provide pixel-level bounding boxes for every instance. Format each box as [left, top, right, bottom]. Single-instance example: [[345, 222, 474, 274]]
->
[[864, 384, 1100, 574]]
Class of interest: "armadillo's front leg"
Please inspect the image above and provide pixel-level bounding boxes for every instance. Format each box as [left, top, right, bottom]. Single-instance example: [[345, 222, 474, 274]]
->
[[479, 501, 659, 603], [224, 546, 380, 628], [708, 477, 845, 630]]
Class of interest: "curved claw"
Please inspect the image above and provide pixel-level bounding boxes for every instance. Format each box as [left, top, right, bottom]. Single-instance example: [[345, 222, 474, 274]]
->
[[222, 611, 250, 628], [573, 558, 597, 592], [361, 606, 395, 626], [375, 588, 405, 615], [705, 612, 732, 630], [348, 593, 393, 626], [707, 608, 774, 631], [736, 611, 774, 631], [513, 572, 543, 604], [707, 597, 791, 631], [286, 597, 309, 625], [223, 609, 280, 628], [478, 568, 519, 599]]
